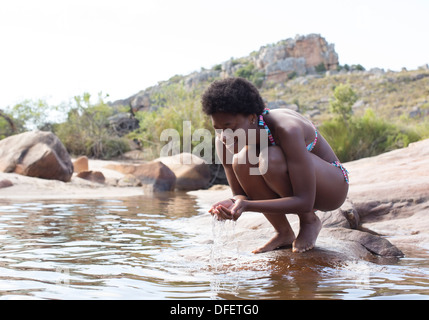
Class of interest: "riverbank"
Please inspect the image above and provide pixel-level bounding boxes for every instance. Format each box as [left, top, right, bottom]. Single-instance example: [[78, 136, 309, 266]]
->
[[1, 139, 428, 256], [190, 139, 429, 255], [0, 159, 143, 200]]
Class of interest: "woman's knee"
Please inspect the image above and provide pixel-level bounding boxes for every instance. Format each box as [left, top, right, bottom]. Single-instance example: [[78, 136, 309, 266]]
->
[[259, 146, 288, 177], [232, 145, 288, 178], [232, 146, 251, 174]]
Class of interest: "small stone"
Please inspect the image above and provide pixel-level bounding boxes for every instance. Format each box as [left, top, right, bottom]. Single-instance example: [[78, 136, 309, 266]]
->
[[0, 179, 13, 189]]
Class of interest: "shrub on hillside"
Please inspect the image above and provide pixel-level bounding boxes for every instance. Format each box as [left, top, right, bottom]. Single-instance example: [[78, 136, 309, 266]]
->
[[54, 93, 130, 159], [127, 84, 213, 160], [320, 108, 421, 162]]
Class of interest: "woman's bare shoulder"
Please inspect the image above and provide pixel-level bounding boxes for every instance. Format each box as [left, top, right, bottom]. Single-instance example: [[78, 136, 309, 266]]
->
[[268, 109, 306, 136]]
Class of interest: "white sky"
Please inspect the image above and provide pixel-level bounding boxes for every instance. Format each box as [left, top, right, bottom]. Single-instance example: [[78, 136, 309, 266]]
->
[[0, 0, 428, 108]]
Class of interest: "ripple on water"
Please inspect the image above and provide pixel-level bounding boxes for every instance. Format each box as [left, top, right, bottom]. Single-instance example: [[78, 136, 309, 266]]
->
[[0, 196, 428, 300]]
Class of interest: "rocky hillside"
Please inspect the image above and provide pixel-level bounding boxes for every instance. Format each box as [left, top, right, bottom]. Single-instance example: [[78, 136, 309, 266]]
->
[[111, 34, 339, 111], [109, 33, 429, 131]]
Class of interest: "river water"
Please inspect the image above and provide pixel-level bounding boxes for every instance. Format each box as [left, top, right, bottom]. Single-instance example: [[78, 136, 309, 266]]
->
[[0, 193, 428, 300]]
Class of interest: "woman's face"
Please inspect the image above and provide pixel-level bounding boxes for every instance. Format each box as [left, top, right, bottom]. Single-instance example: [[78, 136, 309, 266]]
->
[[211, 112, 257, 153]]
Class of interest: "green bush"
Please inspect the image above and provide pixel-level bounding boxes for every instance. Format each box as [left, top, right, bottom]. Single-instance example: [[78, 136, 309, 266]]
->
[[8, 99, 53, 130], [127, 84, 213, 160], [0, 110, 20, 139], [330, 83, 357, 122], [315, 63, 327, 73], [321, 83, 421, 161], [54, 93, 130, 159], [320, 108, 421, 162]]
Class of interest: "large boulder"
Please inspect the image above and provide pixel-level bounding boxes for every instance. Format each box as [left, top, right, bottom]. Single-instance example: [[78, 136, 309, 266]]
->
[[0, 131, 74, 182], [105, 161, 176, 192], [155, 153, 211, 191], [108, 113, 139, 136]]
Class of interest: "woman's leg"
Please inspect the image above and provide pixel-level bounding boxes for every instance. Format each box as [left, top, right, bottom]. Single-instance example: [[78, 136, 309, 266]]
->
[[232, 146, 295, 253], [259, 146, 322, 253], [234, 145, 348, 253], [262, 147, 348, 252], [290, 153, 349, 252]]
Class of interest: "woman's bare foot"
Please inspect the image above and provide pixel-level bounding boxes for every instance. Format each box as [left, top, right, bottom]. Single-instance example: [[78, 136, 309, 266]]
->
[[292, 212, 322, 253], [252, 232, 296, 254]]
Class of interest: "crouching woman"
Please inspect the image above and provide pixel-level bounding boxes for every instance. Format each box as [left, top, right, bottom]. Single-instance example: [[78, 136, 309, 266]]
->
[[201, 78, 349, 253]]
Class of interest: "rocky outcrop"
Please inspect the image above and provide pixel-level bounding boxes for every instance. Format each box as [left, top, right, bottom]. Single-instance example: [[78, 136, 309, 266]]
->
[[219, 34, 339, 83], [0, 131, 74, 182], [314, 138, 429, 254], [105, 161, 176, 192], [105, 153, 211, 191], [110, 34, 339, 106], [108, 113, 139, 136], [155, 153, 211, 191], [109, 89, 162, 113], [254, 34, 338, 82], [315, 139, 429, 255], [342, 138, 429, 250], [185, 70, 220, 89]]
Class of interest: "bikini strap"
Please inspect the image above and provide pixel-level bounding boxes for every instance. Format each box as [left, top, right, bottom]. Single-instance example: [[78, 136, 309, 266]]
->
[[261, 108, 270, 116], [259, 108, 276, 146], [332, 161, 350, 184], [306, 122, 318, 152]]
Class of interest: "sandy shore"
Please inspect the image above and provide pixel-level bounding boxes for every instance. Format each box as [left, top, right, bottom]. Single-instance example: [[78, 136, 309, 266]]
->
[[0, 159, 144, 200]]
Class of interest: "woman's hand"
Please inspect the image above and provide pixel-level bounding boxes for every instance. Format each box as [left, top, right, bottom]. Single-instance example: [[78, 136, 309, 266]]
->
[[230, 199, 247, 221], [208, 198, 248, 221], [209, 198, 234, 220]]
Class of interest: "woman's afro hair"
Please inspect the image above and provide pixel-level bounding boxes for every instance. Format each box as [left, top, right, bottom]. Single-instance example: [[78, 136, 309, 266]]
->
[[201, 77, 265, 116]]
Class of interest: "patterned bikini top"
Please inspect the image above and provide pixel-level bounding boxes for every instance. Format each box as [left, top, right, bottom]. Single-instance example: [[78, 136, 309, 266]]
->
[[258, 108, 318, 151], [258, 109, 276, 146]]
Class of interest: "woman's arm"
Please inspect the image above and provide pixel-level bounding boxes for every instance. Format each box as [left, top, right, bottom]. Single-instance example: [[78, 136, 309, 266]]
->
[[209, 138, 248, 220], [214, 137, 247, 198], [231, 124, 316, 218]]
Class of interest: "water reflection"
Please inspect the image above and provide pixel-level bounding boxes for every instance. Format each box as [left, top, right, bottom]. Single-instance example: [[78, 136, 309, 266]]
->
[[0, 193, 428, 300], [0, 193, 202, 299]]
